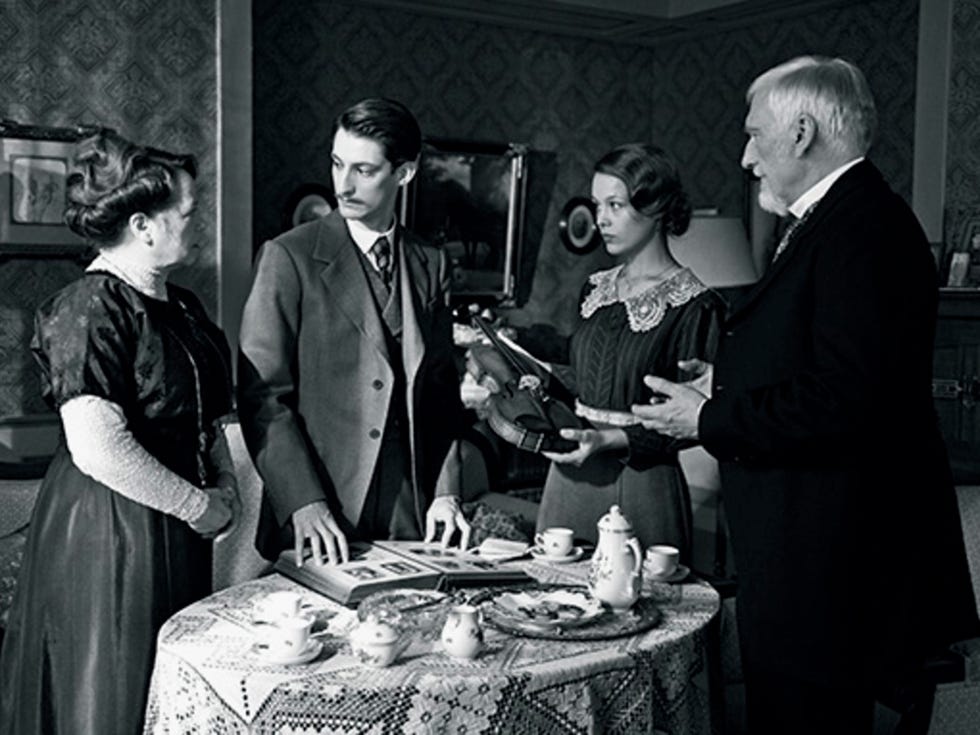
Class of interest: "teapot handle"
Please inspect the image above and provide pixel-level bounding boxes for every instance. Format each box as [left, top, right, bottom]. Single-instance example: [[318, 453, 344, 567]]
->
[[626, 537, 643, 576]]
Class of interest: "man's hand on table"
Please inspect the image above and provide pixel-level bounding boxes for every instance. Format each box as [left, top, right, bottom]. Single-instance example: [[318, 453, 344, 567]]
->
[[424, 496, 472, 551], [292, 500, 349, 566]]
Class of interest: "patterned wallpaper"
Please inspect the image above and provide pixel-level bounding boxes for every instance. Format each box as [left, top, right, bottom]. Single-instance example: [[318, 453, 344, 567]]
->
[[651, 0, 919, 211], [0, 0, 930, 415], [945, 0, 980, 249], [253, 0, 920, 335], [252, 0, 659, 330], [0, 0, 217, 416]]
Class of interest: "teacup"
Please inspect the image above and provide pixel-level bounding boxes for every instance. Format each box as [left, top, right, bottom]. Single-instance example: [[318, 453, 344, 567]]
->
[[260, 613, 314, 655], [644, 544, 680, 578], [534, 527, 575, 558], [259, 590, 305, 621]]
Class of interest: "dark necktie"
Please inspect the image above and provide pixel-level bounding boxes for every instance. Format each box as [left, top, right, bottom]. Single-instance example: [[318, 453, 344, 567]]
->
[[771, 204, 816, 264], [371, 236, 392, 288]]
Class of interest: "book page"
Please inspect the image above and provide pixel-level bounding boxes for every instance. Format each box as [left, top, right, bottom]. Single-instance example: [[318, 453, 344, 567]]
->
[[274, 543, 442, 605]]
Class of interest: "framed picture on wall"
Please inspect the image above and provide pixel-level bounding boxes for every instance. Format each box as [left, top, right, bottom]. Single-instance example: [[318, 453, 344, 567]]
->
[[939, 206, 980, 289], [399, 138, 528, 305], [0, 125, 92, 255]]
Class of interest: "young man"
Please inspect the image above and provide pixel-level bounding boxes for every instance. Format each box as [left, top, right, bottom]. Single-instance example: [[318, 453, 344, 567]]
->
[[239, 98, 470, 567], [633, 57, 979, 734]]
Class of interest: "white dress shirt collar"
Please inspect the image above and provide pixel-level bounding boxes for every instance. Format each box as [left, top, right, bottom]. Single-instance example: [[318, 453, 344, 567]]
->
[[788, 157, 864, 219], [346, 217, 397, 256]]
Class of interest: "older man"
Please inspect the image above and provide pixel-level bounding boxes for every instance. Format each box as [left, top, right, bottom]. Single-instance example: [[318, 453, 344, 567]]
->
[[633, 56, 978, 734]]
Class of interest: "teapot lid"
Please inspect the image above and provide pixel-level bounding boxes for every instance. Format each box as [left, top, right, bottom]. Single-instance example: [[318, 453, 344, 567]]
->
[[597, 504, 634, 533]]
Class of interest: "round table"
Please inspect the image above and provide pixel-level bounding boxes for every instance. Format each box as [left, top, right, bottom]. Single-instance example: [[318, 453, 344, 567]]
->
[[144, 559, 719, 734]]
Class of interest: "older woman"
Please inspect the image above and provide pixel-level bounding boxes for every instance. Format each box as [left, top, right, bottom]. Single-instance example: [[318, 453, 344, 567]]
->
[[0, 131, 237, 734], [535, 143, 723, 556]]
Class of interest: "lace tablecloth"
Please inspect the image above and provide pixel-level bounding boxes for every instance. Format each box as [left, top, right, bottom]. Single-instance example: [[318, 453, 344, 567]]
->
[[144, 560, 719, 734]]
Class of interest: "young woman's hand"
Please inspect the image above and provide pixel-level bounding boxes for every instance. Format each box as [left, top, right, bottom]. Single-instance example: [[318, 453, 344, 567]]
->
[[542, 428, 628, 467]]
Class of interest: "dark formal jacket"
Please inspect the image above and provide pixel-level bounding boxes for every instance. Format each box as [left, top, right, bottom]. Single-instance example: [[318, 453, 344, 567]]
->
[[238, 211, 464, 560], [699, 160, 979, 690]]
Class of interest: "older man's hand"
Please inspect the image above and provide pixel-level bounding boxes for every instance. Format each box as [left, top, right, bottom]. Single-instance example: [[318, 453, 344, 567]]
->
[[631, 361, 713, 440]]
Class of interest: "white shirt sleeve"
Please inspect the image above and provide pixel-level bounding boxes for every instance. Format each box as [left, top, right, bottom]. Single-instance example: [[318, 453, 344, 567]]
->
[[60, 395, 209, 523]]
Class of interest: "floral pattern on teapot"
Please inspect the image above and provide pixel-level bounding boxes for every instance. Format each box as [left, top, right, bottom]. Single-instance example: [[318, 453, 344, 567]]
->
[[588, 505, 643, 612]]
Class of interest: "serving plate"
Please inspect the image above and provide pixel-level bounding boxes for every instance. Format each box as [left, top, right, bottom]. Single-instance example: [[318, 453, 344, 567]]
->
[[488, 587, 602, 631], [473, 584, 662, 641]]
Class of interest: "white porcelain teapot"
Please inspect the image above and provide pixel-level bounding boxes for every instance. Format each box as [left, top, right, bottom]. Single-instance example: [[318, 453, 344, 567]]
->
[[588, 505, 643, 611]]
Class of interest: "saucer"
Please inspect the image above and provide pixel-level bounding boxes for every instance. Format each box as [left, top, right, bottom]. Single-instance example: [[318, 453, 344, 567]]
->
[[253, 638, 323, 665], [531, 546, 584, 564], [643, 563, 689, 583]]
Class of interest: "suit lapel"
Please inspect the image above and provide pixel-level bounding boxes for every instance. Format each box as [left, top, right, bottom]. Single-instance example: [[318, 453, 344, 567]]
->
[[399, 227, 429, 386], [314, 213, 390, 363], [728, 160, 877, 321]]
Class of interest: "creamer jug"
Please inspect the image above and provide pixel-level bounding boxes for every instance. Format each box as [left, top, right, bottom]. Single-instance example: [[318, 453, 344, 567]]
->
[[440, 604, 483, 659], [588, 505, 642, 611]]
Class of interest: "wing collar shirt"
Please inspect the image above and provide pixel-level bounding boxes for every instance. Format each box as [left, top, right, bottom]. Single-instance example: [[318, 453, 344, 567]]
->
[[788, 156, 864, 219], [694, 156, 864, 430], [347, 217, 397, 276]]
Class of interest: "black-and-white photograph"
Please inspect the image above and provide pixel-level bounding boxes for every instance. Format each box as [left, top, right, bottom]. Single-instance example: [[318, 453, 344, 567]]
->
[[0, 2, 977, 734]]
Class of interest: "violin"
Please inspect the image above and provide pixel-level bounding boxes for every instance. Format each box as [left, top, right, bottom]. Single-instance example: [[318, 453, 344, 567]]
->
[[467, 315, 586, 454]]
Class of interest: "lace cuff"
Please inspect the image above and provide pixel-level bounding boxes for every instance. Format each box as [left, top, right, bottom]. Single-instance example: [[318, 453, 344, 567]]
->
[[60, 395, 209, 522]]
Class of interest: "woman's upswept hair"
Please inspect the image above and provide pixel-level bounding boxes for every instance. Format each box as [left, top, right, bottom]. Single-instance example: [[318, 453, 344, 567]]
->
[[64, 130, 196, 244], [747, 55, 877, 158], [594, 143, 692, 237]]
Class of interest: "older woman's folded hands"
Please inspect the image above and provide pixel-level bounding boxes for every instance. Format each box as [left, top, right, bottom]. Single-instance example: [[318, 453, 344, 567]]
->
[[189, 490, 235, 538]]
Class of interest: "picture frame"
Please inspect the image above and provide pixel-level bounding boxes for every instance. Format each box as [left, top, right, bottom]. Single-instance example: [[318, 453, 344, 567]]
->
[[940, 207, 980, 290], [0, 124, 92, 255], [957, 211, 980, 257], [558, 196, 602, 255], [399, 138, 528, 305], [280, 181, 336, 233]]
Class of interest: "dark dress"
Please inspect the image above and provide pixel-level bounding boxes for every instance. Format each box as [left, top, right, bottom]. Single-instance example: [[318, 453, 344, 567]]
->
[[0, 272, 232, 735], [536, 267, 722, 555]]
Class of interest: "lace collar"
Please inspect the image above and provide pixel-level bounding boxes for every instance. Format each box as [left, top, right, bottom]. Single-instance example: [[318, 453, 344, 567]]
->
[[87, 251, 169, 301], [580, 265, 707, 333]]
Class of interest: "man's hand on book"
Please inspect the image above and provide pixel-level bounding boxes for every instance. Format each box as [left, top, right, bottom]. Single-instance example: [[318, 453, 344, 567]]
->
[[424, 496, 472, 551], [292, 501, 349, 566]]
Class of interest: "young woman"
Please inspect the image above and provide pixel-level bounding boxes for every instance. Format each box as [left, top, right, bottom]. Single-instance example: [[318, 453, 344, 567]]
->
[[535, 143, 723, 555]]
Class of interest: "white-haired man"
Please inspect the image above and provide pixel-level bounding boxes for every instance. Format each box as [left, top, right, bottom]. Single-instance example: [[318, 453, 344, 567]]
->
[[633, 56, 978, 734]]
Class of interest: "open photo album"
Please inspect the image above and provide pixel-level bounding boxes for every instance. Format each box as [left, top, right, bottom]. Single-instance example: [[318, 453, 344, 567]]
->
[[273, 539, 533, 606]]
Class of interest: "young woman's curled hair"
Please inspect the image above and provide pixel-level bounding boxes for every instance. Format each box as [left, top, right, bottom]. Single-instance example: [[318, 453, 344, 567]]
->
[[64, 130, 196, 244], [594, 143, 692, 237]]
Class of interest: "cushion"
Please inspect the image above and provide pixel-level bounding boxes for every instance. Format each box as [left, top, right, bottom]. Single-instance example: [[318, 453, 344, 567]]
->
[[462, 500, 534, 547]]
